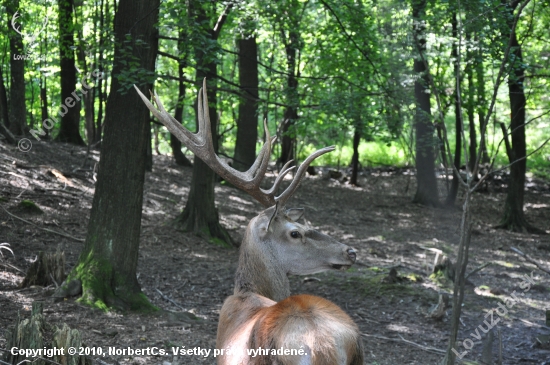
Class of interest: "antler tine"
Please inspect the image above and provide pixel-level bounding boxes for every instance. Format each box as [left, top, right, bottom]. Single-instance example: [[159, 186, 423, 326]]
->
[[133, 85, 200, 149], [275, 146, 335, 207], [261, 159, 295, 196], [248, 120, 274, 185]]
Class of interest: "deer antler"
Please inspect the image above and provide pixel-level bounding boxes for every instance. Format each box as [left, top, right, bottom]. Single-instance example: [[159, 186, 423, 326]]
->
[[134, 79, 334, 207], [11, 11, 23, 37], [29, 16, 49, 45]]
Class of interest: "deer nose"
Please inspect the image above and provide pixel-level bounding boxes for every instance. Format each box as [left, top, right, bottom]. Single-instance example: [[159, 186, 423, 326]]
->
[[347, 248, 357, 263]]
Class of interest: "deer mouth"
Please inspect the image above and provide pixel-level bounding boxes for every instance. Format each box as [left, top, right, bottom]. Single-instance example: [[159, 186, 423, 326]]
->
[[331, 264, 351, 271]]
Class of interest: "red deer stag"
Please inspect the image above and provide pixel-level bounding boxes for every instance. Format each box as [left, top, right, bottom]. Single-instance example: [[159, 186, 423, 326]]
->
[[135, 80, 364, 365]]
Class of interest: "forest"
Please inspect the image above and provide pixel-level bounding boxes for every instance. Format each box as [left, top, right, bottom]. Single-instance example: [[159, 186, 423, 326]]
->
[[0, 0, 549, 364]]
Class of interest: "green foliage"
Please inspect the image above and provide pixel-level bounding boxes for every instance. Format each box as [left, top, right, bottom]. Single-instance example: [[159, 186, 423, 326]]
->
[[0, 0, 548, 171]]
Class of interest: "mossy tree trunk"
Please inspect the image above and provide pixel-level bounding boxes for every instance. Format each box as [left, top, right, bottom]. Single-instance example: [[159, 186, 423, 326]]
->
[[62, 0, 160, 311], [174, 1, 233, 247]]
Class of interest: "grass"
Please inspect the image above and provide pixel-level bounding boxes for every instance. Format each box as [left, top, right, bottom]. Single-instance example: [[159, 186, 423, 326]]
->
[[301, 141, 410, 167]]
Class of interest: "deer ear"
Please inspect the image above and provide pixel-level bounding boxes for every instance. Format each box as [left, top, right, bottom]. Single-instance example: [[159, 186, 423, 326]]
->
[[285, 208, 304, 222]]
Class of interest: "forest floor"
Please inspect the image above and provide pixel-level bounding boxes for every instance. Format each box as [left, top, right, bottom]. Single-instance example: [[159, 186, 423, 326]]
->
[[0, 139, 549, 365]]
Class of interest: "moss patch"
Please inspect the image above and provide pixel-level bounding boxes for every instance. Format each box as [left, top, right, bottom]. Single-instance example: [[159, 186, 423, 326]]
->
[[18, 200, 43, 214], [66, 250, 158, 313]]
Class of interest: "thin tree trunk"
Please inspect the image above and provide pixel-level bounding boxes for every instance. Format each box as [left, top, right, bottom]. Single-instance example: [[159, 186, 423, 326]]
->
[[446, 12, 462, 206], [278, 29, 299, 166], [76, 31, 95, 145], [350, 126, 361, 186], [38, 30, 50, 139], [94, 0, 106, 145], [412, 0, 439, 206], [0, 67, 9, 127], [475, 33, 489, 164], [60, 0, 160, 311], [171, 20, 192, 167], [40, 76, 49, 139], [6, 0, 27, 135], [466, 32, 477, 172], [234, 32, 259, 171], [56, 0, 84, 144], [145, 122, 152, 171]]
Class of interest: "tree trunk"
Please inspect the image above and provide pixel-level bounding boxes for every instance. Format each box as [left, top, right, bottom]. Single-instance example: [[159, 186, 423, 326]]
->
[[6, 0, 28, 136], [466, 32, 477, 172], [0, 67, 15, 144], [56, 0, 84, 144], [40, 76, 49, 139], [446, 12, 462, 206], [233, 33, 259, 172], [350, 126, 361, 186], [171, 22, 193, 167], [93, 0, 106, 145], [76, 36, 96, 145], [0, 67, 9, 128], [174, 1, 233, 247], [62, 0, 160, 311], [498, 0, 538, 232], [412, 0, 439, 206], [145, 122, 153, 172], [278, 29, 299, 166], [475, 33, 489, 164]]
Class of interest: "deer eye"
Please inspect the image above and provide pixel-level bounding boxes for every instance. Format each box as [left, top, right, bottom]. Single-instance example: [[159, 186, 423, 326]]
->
[[290, 231, 301, 239]]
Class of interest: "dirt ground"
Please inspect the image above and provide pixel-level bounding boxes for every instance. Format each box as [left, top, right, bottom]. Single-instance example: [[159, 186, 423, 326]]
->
[[0, 140, 549, 365]]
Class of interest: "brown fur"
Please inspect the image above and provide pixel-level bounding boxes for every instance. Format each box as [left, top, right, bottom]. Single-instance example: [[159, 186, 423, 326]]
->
[[216, 293, 363, 365]]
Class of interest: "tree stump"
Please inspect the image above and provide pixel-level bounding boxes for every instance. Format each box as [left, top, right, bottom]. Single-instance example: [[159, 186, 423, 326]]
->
[[5, 302, 48, 365], [433, 256, 456, 282], [21, 250, 66, 288], [53, 324, 92, 365], [4, 301, 91, 365]]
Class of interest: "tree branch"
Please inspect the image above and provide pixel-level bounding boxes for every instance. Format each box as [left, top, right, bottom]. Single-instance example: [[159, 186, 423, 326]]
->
[[212, 4, 232, 40]]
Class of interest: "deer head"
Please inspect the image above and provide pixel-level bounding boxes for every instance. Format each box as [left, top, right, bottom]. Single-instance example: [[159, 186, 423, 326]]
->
[[134, 80, 357, 301], [233, 205, 357, 301]]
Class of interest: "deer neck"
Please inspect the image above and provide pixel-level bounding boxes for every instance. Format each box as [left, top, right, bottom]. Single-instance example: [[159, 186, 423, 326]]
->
[[233, 226, 290, 302]]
